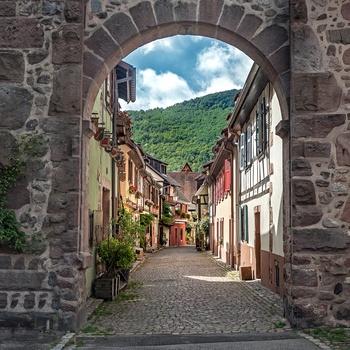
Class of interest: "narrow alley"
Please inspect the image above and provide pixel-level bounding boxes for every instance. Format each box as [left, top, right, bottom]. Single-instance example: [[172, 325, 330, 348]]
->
[[70, 247, 322, 349]]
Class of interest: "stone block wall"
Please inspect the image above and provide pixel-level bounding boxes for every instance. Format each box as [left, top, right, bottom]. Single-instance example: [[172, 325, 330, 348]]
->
[[0, 0, 89, 331], [288, 0, 350, 327], [1, 0, 350, 332]]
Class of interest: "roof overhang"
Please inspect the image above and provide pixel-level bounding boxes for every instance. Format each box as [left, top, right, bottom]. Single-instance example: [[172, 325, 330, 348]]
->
[[228, 63, 269, 132]]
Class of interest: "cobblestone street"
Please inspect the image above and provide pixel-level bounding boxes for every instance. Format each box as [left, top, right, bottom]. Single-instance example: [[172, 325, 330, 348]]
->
[[81, 246, 290, 336]]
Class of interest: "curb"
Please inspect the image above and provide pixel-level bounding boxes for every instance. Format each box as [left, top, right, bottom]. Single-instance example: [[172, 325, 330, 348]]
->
[[298, 331, 332, 350], [50, 332, 75, 350]]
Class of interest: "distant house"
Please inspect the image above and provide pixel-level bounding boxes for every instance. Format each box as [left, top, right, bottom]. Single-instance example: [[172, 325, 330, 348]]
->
[[141, 152, 178, 248], [168, 163, 201, 245], [168, 163, 199, 213]]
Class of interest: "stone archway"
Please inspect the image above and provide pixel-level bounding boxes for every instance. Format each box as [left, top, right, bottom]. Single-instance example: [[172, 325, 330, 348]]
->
[[0, 0, 349, 331], [82, 0, 290, 118]]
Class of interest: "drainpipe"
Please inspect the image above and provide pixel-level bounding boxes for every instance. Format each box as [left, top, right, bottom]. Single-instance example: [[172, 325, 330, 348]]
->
[[229, 136, 239, 270], [112, 68, 119, 220]]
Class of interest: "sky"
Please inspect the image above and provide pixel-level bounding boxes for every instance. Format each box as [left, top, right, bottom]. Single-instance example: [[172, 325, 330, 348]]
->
[[120, 35, 253, 111]]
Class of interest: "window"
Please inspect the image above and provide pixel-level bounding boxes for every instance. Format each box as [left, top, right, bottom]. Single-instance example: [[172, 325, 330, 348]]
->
[[239, 205, 249, 242], [105, 71, 114, 111], [239, 133, 245, 170], [256, 97, 269, 156], [246, 124, 252, 166], [128, 159, 133, 184], [240, 125, 252, 169], [134, 169, 139, 188]]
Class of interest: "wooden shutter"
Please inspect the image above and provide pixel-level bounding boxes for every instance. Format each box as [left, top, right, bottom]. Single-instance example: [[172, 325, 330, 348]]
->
[[256, 103, 261, 155], [238, 206, 242, 241], [224, 159, 231, 192], [240, 133, 245, 170], [105, 72, 114, 110], [128, 159, 133, 183], [220, 172, 224, 200], [244, 205, 249, 243], [246, 124, 252, 166], [263, 97, 269, 152]]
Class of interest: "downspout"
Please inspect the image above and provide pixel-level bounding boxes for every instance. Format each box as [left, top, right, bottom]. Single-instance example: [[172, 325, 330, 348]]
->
[[230, 147, 235, 268], [112, 67, 119, 219]]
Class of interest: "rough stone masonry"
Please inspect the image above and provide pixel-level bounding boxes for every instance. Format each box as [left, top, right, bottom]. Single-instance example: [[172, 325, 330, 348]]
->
[[0, 0, 349, 331]]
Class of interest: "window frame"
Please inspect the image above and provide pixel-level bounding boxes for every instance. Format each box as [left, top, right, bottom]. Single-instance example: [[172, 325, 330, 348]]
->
[[239, 133, 246, 170], [239, 205, 249, 243], [246, 123, 252, 167], [256, 97, 269, 158]]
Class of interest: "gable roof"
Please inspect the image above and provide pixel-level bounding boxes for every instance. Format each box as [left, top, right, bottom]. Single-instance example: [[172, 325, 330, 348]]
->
[[181, 163, 193, 172]]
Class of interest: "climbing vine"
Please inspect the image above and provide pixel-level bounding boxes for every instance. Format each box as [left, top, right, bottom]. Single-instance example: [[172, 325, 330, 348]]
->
[[0, 133, 46, 252]]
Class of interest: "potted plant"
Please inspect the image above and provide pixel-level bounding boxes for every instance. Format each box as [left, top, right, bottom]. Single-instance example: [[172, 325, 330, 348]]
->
[[129, 185, 137, 194], [145, 199, 154, 207], [95, 236, 136, 300], [94, 202, 151, 299]]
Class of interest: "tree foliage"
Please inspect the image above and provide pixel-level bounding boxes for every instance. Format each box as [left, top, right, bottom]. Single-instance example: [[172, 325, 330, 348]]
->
[[128, 89, 239, 171]]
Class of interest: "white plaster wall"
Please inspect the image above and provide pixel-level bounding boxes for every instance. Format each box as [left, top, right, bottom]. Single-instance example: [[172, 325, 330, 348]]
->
[[239, 84, 283, 257], [216, 195, 232, 260], [245, 194, 270, 252], [269, 91, 284, 257]]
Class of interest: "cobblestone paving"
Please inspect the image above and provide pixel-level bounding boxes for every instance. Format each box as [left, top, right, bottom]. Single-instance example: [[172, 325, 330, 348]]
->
[[81, 247, 291, 336]]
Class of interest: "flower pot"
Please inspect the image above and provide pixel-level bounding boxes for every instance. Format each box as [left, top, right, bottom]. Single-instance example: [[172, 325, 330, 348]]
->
[[109, 148, 118, 158], [94, 277, 117, 300], [100, 135, 111, 148], [94, 127, 105, 141]]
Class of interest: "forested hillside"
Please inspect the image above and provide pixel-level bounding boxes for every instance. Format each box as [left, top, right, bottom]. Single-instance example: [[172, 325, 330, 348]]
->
[[128, 89, 239, 172]]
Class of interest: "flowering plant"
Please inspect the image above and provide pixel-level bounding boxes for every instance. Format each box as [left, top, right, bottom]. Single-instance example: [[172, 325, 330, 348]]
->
[[129, 185, 138, 194], [117, 111, 133, 126], [145, 199, 154, 207], [135, 190, 143, 198]]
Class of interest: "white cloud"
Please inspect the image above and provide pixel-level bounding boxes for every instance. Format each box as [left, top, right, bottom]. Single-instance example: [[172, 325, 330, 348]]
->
[[121, 37, 253, 111], [121, 68, 197, 110], [139, 37, 175, 55], [195, 42, 253, 95]]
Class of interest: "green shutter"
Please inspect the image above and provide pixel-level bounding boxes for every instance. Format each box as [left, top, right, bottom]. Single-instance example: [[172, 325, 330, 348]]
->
[[244, 205, 249, 243], [246, 124, 252, 166], [240, 133, 245, 170], [238, 206, 242, 241], [256, 105, 261, 155]]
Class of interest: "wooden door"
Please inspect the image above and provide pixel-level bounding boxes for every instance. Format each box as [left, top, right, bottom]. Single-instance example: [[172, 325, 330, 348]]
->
[[254, 212, 261, 279]]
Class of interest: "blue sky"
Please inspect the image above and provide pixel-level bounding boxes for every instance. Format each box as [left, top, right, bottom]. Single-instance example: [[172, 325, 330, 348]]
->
[[120, 35, 253, 111]]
